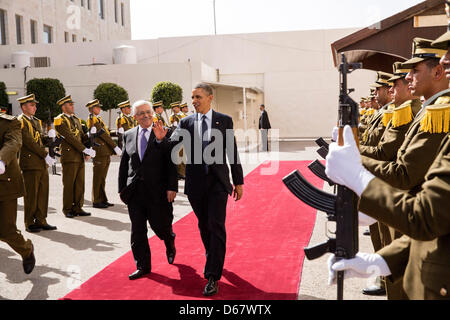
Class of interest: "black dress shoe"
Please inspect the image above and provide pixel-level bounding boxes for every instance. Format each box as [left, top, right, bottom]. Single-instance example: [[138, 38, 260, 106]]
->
[[93, 203, 109, 209], [165, 237, 176, 265], [105, 202, 114, 207], [23, 245, 36, 274], [203, 278, 219, 296], [362, 285, 386, 296], [128, 269, 151, 280], [26, 224, 42, 233], [38, 223, 57, 231], [76, 210, 91, 216], [65, 212, 76, 218]]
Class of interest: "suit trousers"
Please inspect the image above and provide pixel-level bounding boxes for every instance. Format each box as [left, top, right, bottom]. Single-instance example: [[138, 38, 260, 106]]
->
[[92, 156, 111, 204], [0, 199, 33, 259], [127, 181, 175, 271], [62, 161, 85, 215], [188, 173, 229, 281], [260, 129, 269, 152], [22, 168, 49, 227]]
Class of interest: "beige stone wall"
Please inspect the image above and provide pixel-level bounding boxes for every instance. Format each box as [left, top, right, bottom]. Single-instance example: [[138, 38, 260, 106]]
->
[[0, 0, 131, 46]]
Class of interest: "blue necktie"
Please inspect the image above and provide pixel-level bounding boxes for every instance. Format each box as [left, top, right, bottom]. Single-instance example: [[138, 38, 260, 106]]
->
[[201, 115, 209, 174], [140, 128, 148, 161]]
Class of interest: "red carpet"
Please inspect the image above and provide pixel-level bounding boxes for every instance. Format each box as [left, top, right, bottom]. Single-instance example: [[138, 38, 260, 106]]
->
[[62, 161, 323, 300]]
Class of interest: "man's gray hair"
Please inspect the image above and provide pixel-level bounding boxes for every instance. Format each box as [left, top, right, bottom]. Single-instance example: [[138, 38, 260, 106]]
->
[[131, 100, 153, 116], [195, 83, 214, 96]]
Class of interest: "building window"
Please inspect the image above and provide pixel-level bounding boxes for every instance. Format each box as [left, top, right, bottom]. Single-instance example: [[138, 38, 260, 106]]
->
[[65, 32, 69, 43], [30, 20, 37, 44], [72, 34, 77, 42], [0, 9, 6, 45], [88, 0, 91, 10], [81, 0, 85, 7], [121, 3, 125, 26], [15, 15, 23, 44], [114, 0, 118, 23], [43, 25, 52, 44], [83, 37, 86, 42], [98, 0, 105, 19]]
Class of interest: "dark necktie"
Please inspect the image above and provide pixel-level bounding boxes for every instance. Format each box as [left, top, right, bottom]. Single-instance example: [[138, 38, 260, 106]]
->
[[140, 128, 148, 161], [201, 115, 209, 174]]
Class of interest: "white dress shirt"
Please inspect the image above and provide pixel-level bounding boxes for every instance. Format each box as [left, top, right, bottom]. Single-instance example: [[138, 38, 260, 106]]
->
[[197, 108, 213, 142]]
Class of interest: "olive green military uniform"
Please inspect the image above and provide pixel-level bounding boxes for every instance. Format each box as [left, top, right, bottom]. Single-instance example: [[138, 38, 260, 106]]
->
[[359, 132, 450, 300], [18, 114, 51, 228], [0, 114, 33, 259], [115, 109, 136, 149], [54, 113, 89, 216], [360, 99, 422, 161], [87, 114, 118, 205], [360, 103, 393, 147]]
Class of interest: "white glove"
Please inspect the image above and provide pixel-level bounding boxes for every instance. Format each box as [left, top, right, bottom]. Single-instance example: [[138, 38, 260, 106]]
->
[[359, 211, 378, 227], [325, 125, 375, 197], [331, 126, 339, 142], [83, 148, 96, 158], [114, 146, 122, 156], [45, 155, 56, 167], [0, 160, 5, 175], [118, 127, 125, 135], [90, 126, 97, 135], [48, 129, 56, 139], [327, 252, 391, 286]]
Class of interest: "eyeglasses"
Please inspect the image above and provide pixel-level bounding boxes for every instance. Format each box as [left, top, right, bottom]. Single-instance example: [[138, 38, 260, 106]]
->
[[135, 111, 153, 117]]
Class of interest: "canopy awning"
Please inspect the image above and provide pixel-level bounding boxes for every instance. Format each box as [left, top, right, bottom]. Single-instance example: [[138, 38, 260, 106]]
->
[[331, 0, 447, 72]]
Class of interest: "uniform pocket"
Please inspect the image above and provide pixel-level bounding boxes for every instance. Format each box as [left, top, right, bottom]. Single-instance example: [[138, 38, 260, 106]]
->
[[421, 261, 450, 300]]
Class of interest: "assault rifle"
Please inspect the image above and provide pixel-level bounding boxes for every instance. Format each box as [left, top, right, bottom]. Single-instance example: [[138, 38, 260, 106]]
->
[[45, 109, 62, 176], [315, 138, 329, 159], [308, 160, 335, 187], [282, 53, 361, 300], [86, 113, 106, 149]]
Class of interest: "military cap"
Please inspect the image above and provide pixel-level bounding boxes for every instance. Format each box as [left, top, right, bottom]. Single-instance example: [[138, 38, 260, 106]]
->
[[170, 101, 181, 109], [180, 103, 188, 108], [153, 101, 163, 110], [57, 95, 74, 106], [431, 1, 450, 49], [388, 62, 411, 82], [86, 99, 102, 109], [118, 100, 131, 109], [372, 71, 394, 88], [17, 94, 39, 105], [401, 38, 447, 69]]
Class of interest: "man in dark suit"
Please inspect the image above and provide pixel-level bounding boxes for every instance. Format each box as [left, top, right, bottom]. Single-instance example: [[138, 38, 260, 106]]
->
[[259, 104, 271, 152], [118, 100, 178, 281], [154, 83, 244, 296]]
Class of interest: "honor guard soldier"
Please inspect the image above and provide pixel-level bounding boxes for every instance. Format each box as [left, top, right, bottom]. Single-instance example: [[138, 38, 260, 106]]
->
[[86, 99, 122, 209], [169, 101, 185, 126], [152, 101, 169, 127], [0, 112, 36, 274], [180, 103, 190, 116], [360, 72, 394, 147], [54, 95, 96, 218], [17, 94, 57, 232], [116, 100, 137, 149], [169, 101, 187, 179]]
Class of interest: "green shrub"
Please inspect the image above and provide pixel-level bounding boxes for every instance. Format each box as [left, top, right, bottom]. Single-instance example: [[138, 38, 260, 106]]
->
[[26, 78, 66, 123], [151, 82, 183, 110], [94, 83, 129, 112]]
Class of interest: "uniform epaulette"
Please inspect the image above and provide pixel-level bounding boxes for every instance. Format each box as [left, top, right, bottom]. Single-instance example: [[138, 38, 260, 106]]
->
[[382, 110, 394, 127], [387, 104, 396, 111], [0, 113, 17, 121], [365, 108, 375, 116], [54, 115, 63, 127], [392, 100, 414, 128], [360, 109, 366, 116], [420, 104, 450, 134], [121, 117, 127, 125]]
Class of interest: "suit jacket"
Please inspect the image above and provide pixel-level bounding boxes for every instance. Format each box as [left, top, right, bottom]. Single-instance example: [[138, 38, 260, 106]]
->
[[168, 110, 244, 196], [259, 110, 271, 130], [118, 126, 178, 205], [359, 133, 450, 300], [0, 115, 26, 201]]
